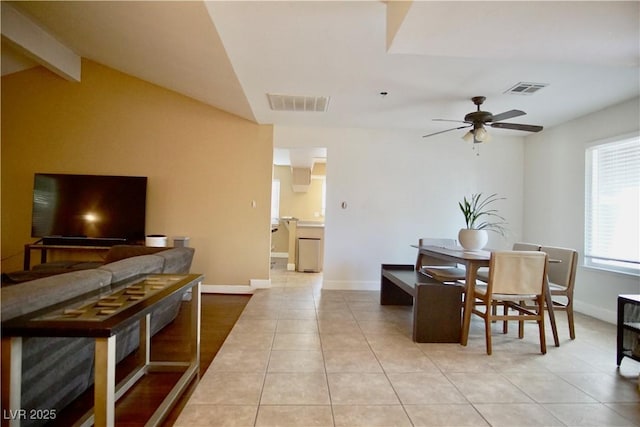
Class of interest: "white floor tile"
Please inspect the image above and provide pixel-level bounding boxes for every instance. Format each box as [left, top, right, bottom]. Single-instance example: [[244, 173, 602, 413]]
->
[[179, 269, 640, 427]]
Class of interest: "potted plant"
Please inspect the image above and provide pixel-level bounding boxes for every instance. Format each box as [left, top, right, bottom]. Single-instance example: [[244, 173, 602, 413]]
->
[[458, 193, 507, 250]]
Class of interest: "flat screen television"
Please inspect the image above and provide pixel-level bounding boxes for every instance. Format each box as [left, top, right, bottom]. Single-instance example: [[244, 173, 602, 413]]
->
[[31, 173, 147, 245]]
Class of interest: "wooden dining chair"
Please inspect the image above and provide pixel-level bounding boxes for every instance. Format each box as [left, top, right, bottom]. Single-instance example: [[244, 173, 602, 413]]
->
[[416, 238, 466, 282], [471, 251, 548, 355], [476, 242, 541, 282], [513, 242, 543, 252], [540, 246, 578, 339]]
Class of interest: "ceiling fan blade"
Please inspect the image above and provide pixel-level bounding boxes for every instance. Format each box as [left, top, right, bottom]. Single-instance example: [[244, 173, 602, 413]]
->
[[490, 109, 526, 122], [423, 124, 472, 138], [433, 118, 469, 124], [490, 122, 543, 132]]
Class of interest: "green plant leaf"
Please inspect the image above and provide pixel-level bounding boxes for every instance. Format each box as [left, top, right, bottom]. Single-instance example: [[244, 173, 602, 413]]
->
[[458, 192, 508, 235]]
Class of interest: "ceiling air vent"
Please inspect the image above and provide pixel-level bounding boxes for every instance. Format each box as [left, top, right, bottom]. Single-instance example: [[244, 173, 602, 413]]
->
[[267, 93, 330, 112], [504, 82, 548, 95]]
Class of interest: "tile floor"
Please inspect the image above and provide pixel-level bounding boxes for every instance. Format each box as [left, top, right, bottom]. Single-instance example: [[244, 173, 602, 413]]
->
[[175, 269, 640, 426]]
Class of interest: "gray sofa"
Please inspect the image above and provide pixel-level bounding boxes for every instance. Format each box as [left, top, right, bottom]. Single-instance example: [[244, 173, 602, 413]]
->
[[1, 245, 196, 426]]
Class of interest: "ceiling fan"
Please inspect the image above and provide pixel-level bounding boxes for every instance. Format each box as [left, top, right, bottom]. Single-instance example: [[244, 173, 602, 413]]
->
[[423, 96, 543, 143]]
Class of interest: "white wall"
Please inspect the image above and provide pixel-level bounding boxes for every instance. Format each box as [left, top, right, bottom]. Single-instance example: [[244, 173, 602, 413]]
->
[[524, 97, 640, 323], [275, 126, 525, 289]]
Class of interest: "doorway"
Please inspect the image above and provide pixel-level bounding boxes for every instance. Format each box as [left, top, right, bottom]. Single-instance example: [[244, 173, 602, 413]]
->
[[271, 147, 327, 274]]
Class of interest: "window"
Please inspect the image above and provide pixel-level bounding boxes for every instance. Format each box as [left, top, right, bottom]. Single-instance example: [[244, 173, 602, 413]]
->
[[585, 133, 640, 275]]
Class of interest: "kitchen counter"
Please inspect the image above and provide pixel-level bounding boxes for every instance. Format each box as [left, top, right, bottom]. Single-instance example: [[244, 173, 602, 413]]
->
[[296, 221, 325, 228], [277, 218, 324, 271]]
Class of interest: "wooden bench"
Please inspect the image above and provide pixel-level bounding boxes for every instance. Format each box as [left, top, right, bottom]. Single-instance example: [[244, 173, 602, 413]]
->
[[380, 264, 463, 343]]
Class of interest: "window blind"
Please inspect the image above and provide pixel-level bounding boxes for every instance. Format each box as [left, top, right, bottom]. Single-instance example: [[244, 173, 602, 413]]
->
[[585, 135, 640, 275]]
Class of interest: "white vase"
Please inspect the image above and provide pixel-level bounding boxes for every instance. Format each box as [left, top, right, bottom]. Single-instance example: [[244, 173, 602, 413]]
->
[[458, 229, 488, 251], [145, 234, 168, 247]]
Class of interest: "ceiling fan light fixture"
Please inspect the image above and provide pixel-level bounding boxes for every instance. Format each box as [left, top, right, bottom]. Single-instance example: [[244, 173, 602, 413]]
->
[[425, 96, 542, 144], [475, 126, 489, 142]]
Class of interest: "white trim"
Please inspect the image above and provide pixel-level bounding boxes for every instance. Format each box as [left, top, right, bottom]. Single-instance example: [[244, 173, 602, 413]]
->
[[586, 130, 640, 149], [582, 264, 640, 279], [1, 2, 81, 81], [287, 263, 296, 271], [322, 280, 379, 291], [584, 133, 640, 278], [201, 284, 254, 294], [574, 300, 616, 325], [201, 279, 271, 294], [270, 252, 288, 258], [250, 279, 271, 289]]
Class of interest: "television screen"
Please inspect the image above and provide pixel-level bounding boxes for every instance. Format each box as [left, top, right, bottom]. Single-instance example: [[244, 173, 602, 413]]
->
[[31, 173, 147, 243]]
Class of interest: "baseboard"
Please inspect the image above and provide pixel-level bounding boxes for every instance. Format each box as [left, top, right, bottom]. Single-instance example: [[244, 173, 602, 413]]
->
[[202, 280, 617, 323], [574, 300, 616, 325], [322, 280, 379, 291], [201, 279, 271, 295], [287, 263, 296, 271], [250, 279, 271, 289]]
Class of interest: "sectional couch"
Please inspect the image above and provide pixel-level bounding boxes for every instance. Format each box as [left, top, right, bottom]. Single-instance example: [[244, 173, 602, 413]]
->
[[1, 245, 196, 426]]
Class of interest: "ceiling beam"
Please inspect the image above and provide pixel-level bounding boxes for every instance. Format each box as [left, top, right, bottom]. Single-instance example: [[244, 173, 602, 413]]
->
[[1, 2, 80, 81], [385, 0, 412, 51]]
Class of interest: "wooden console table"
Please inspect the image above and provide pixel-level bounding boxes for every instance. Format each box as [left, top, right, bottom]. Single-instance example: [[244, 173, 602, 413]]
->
[[24, 241, 111, 270], [1, 273, 202, 427], [381, 264, 463, 343]]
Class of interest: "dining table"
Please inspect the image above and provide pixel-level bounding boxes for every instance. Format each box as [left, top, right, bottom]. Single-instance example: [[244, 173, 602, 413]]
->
[[415, 245, 560, 347]]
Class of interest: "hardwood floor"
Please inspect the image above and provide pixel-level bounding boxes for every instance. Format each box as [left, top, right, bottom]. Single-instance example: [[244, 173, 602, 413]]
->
[[50, 293, 250, 427]]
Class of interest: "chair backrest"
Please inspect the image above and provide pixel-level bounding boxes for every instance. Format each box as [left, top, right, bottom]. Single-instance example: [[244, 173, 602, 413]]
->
[[417, 238, 458, 268], [512, 242, 542, 251], [418, 238, 457, 248], [540, 246, 578, 289], [489, 251, 547, 295]]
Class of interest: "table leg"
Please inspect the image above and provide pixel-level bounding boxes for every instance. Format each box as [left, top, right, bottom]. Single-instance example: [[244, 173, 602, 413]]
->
[[460, 261, 479, 346], [23, 244, 31, 271], [139, 314, 150, 367], [190, 282, 201, 367], [617, 296, 624, 366], [94, 336, 116, 427], [145, 283, 202, 427], [544, 277, 560, 347], [1, 337, 22, 427]]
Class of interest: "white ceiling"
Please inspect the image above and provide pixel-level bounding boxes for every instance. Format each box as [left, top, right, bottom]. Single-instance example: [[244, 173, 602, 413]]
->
[[274, 147, 328, 167], [2, 1, 639, 143]]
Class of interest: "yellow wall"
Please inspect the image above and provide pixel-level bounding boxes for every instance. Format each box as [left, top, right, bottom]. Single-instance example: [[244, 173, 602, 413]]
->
[[275, 165, 324, 221], [271, 165, 324, 252], [312, 162, 326, 176], [1, 60, 273, 285]]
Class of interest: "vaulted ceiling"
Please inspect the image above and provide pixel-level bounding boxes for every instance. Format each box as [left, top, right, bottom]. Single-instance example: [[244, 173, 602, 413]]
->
[[2, 1, 639, 138]]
